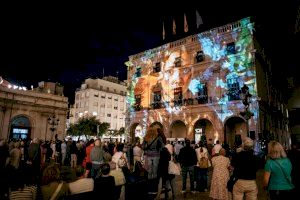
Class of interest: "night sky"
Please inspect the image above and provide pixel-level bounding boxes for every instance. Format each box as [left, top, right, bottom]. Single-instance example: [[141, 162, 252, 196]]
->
[[1, 1, 299, 104]]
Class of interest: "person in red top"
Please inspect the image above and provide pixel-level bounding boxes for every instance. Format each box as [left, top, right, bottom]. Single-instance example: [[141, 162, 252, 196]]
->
[[82, 139, 94, 168]]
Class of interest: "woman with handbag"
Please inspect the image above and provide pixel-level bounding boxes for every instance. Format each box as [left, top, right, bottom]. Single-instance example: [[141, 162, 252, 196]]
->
[[142, 127, 165, 197], [195, 141, 211, 192], [263, 141, 294, 199], [210, 148, 230, 200]]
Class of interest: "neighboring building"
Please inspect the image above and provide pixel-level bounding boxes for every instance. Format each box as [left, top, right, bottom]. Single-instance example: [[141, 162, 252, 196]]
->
[[126, 17, 291, 148], [69, 76, 127, 139], [0, 77, 68, 141]]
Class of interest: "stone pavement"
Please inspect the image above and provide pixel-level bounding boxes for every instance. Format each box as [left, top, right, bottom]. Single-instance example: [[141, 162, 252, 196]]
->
[[156, 169, 269, 200]]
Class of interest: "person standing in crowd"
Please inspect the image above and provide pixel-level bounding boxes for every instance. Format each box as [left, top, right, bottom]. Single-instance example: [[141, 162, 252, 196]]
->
[[133, 140, 143, 167], [41, 165, 69, 200], [90, 139, 104, 179], [142, 127, 166, 196], [165, 140, 174, 156], [209, 148, 230, 200], [83, 139, 94, 168], [195, 141, 210, 192], [231, 137, 259, 200], [288, 143, 300, 196], [94, 163, 116, 200], [178, 139, 197, 193], [263, 141, 294, 199], [60, 140, 67, 166], [174, 139, 183, 161], [70, 140, 78, 168]]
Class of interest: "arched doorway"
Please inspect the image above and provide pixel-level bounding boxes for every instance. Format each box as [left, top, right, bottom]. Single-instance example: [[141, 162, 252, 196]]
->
[[224, 116, 247, 148], [194, 119, 214, 145], [10, 115, 31, 140], [170, 120, 187, 139]]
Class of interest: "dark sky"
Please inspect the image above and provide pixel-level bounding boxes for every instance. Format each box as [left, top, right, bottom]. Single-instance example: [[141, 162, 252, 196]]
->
[[1, 1, 299, 104]]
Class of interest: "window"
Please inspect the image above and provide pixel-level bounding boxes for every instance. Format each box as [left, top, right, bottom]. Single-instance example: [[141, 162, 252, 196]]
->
[[226, 42, 236, 54], [175, 57, 181, 67], [135, 67, 141, 77], [107, 114, 111, 117], [174, 87, 183, 106], [196, 51, 205, 63], [75, 103, 79, 108], [93, 102, 98, 106], [94, 93, 99, 97], [153, 62, 161, 73], [134, 94, 142, 111], [152, 91, 162, 109], [114, 106, 118, 110], [108, 96, 112, 99], [107, 87, 109, 92], [101, 95, 105, 98], [114, 89, 116, 93], [197, 83, 208, 104], [114, 98, 118, 101], [227, 78, 240, 101]]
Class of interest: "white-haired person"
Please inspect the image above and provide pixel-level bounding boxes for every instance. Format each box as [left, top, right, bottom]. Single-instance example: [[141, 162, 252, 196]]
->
[[263, 141, 294, 199], [230, 137, 259, 200]]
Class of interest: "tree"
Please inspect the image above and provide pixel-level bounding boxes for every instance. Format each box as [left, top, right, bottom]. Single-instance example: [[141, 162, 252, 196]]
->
[[67, 116, 109, 139]]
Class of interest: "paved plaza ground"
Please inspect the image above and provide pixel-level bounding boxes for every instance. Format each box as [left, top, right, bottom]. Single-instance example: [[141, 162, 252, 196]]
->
[[156, 169, 268, 200]]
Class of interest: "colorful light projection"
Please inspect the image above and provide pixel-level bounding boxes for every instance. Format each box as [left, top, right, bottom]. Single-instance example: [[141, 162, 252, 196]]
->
[[127, 17, 258, 137]]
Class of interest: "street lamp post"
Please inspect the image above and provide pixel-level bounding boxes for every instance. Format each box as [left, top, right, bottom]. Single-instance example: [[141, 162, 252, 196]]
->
[[240, 84, 254, 138], [47, 115, 60, 141]]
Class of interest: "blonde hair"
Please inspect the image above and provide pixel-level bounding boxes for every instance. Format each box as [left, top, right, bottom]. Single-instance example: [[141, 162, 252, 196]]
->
[[268, 141, 287, 159], [144, 127, 157, 143]]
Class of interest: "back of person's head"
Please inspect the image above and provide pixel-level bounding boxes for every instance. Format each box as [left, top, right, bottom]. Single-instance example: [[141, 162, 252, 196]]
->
[[216, 140, 220, 144], [42, 165, 60, 185], [75, 166, 85, 178], [95, 139, 101, 147], [185, 139, 191, 147], [243, 137, 254, 151], [116, 143, 124, 152], [101, 163, 111, 176], [86, 162, 92, 170], [268, 140, 287, 159]]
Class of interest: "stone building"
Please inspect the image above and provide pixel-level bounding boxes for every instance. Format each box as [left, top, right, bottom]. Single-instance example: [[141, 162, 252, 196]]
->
[[125, 17, 290, 148], [0, 77, 68, 141], [69, 76, 127, 140]]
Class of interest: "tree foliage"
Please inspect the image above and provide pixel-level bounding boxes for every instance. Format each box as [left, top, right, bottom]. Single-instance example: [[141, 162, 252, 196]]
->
[[67, 116, 110, 138]]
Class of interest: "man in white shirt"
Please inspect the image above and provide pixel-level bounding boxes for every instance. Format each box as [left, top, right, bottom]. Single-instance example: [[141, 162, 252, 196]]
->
[[69, 166, 94, 195]]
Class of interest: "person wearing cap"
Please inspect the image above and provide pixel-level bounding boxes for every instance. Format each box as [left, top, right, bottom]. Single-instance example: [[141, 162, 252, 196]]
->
[[231, 137, 259, 200]]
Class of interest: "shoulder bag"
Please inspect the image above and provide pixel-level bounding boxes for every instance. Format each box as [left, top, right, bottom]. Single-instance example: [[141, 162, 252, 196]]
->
[[50, 182, 63, 200], [273, 160, 293, 187]]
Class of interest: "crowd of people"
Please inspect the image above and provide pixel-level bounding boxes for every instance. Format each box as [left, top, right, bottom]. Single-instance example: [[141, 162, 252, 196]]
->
[[0, 128, 299, 200]]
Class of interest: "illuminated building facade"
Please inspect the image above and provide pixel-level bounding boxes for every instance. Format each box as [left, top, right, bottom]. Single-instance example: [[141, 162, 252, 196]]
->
[[69, 76, 127, 138], [0, 77, 68, 140], [126, 17, 291, 148]]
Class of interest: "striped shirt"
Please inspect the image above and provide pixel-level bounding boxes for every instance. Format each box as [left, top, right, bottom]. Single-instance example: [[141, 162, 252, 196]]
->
[[10, 185, 37, 200]]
